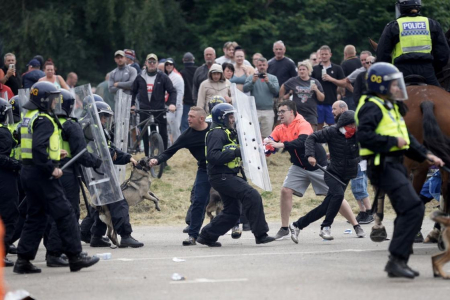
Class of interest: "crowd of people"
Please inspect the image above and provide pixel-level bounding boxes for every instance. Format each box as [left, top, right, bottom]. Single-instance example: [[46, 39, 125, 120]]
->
[[0, 0, 449, 281]]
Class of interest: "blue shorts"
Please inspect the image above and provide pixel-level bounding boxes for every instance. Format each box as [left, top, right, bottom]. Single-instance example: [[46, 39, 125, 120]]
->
[[420, 170, 441, 201], [351, 164, 369, 200], [317, 104, 335, 125]]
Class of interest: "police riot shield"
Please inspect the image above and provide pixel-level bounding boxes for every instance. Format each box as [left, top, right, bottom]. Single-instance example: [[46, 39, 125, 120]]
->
[[73, 84, 124, 206], [114, 89, 131, 183], [231, 84, 272, 191], [18, 89, 30, 115]]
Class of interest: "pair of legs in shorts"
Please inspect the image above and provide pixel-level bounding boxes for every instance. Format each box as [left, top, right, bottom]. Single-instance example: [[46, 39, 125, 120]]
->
[[317, 104, 335, 130]]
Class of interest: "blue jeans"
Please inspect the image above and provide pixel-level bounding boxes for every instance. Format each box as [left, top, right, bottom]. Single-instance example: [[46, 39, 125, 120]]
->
[[188, 168, 211, 239], [181, 104, 193, 133]]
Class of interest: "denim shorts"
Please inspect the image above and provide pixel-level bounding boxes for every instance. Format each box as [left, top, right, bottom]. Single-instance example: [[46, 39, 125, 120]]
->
[[351, 164, 369, 200]]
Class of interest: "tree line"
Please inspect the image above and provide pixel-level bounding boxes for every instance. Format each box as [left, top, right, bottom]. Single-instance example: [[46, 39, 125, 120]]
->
[[1, 0, 449, 86]]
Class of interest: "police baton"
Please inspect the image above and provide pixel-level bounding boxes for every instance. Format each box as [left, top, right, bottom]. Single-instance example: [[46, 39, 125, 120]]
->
[[316, 163, 347, 187], [49, 148, 88, 180]]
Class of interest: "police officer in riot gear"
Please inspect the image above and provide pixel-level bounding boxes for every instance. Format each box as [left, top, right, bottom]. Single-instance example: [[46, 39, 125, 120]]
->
[[44, 89, 103, 267], [0, 97, 20, 267], [377, 0, 449, 86], [197, 103, 275, 247], [355, 62, 444, 278], [86, 101, 143, 248], [14, 82, 99, 274]]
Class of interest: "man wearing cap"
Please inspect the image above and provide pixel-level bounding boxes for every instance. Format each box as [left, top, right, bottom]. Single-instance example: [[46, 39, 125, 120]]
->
[[124, 49, 141, 75], [180, 52, 198, 132], [108, 50, 137, 96], [131, 53, 177, 152], [22, 59, 45, 89]]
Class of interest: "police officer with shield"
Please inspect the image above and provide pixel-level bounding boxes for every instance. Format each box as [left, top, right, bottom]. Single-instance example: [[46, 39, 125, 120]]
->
[[197, 103, 275, 247], [0, 97, 20, 267], [377, 0, 449, 86], [355, 62, 444, 278], [44, 89, 103, 267], [14, 82, 99, 274]]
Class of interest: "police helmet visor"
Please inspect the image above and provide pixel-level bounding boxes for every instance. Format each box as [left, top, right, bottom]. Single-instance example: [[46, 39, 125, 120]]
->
[[386, 73, 408, 101], [99, 113, 113, 131], [223, 110, 236, 129]]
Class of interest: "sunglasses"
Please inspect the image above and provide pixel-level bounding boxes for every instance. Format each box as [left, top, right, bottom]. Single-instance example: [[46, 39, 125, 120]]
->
[[366, 61, 375, 65], [165, 63, 174, 66], [147, 60, 157, 64]]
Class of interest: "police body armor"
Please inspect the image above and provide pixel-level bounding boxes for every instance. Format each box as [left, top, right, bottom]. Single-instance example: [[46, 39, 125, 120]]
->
[[205, 127, 241, 171], [355, 95, 410, 165]]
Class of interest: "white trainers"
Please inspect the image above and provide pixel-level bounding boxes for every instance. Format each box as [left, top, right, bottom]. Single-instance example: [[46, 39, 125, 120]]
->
[[274, 228, 289, 240], [289, 223, 301, 244], [354, 225, 366, 238], [319, 226, 334, 240]]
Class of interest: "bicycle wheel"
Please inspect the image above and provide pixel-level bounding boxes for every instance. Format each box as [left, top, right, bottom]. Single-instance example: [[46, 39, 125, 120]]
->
[[149, 131, 165, 178]]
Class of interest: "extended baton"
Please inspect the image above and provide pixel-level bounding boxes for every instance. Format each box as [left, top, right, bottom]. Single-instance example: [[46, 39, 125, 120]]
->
[[49, 148, 88, 179], [316, 163, 347, 187]]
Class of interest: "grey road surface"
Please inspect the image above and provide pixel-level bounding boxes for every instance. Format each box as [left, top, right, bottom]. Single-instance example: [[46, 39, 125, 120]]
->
[[4, 218, 449, 300]]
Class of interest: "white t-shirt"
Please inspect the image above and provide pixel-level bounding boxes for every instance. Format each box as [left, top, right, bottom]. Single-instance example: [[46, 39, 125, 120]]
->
[[143, 73, 156, 101]]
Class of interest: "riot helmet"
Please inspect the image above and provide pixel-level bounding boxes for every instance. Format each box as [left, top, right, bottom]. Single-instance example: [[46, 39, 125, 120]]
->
[[55, 89, 76, 117], [0, 98, 14, 125], [208, 95, 226, 113], [211, 103, 236, 129], [24, 82, 61, 113], [396, 0, 421, 17], [96, 101, 114, 129], [366, 62, 408, 101], [9, 96, 22, 123]]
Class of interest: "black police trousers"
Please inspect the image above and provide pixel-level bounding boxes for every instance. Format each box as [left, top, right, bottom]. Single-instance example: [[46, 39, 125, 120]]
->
[[17, 166, 82, 260], [368, 161, 424, 261], [396, 63, 441, 87], [199, 174, 269, 242], [0, 169, 19, 253], [294, 172, 350, 229], [44, 170, 82, 256]]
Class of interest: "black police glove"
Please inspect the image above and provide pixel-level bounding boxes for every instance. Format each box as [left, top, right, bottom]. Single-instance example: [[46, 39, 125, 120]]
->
[[94, 157, 102, 169], [11, 158, 22, 172], [234, 147, 241, 158]]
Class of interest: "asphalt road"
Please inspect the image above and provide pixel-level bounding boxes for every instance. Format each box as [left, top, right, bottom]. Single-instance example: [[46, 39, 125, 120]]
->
[[4, 218, 449, 300]]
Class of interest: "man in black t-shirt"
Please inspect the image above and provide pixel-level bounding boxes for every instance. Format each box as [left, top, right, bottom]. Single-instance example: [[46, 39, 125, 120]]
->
[[0, 53, 22, 95], [311, 46, 345, 130], [149, 106, 211, 246], [340, 45, 362, 110]]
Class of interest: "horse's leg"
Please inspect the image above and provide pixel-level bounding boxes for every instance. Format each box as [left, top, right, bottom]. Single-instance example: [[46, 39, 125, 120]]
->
[[370, 188, 388, 242]]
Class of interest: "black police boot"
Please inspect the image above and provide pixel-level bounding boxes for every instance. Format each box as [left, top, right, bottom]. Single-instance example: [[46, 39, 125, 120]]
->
[[13, 258, 41, 274], [69, 254, 100, 272], [384, 256, 416, 279], [8, 244, 17, 255], [255, 234, 276, 244], [119, 235, 144, 248], [90, 236, 111, 247], [46, 254, 69, 267], [196, 236, 221, 247], [4, 257, 14, 267]]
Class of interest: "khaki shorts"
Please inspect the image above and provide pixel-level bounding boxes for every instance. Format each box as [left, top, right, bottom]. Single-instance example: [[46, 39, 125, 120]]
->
[[283, 165, 328, 197]]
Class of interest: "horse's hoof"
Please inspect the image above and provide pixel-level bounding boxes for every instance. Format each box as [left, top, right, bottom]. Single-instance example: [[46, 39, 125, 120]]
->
[[370, 227, 387, 242]]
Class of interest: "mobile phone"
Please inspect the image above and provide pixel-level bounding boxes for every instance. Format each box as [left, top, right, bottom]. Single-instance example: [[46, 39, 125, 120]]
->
[[258, 73, 265, 78], [9, 64, 15, 70], [321, 69, 326, 76]]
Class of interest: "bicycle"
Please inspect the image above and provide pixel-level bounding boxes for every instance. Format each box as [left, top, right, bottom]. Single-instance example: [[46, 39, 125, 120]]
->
[[128, 108, 166, 178]]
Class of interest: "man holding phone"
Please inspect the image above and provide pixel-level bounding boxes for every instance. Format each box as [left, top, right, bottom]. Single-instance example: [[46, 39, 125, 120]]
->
[[0, 53, 22, 96], [243, 57, 279, 138]]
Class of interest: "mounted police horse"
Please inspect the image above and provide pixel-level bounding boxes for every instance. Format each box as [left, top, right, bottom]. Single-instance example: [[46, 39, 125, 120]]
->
[[369, 34, 450, 278]]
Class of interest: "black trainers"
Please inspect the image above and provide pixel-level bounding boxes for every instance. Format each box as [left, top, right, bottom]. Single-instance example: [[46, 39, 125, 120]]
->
[[231, 225, 242, 239], [182, 225, 190, 234], [46, 254, 69, 267], [4, 257, 14, 267], [359, 212, 374, 224], [120, 235, 144, 248], [69, 254, 100, 272], [182, 236, 196, 246], [256, 235, 276, 244], [196, 236, 221, 247], [414, 232, 424, 243], [8, 244, 17, 255], [90, 236, 111, 247], [384, 256, 416, 279], [13, 258, 41, 274]]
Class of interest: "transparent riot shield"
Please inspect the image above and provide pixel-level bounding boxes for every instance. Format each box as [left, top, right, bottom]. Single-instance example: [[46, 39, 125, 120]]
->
[[114, 89, 131, 183], [231, 84, 272, 191], [18, 89, 30, 116], [73, 84, 124, 206]]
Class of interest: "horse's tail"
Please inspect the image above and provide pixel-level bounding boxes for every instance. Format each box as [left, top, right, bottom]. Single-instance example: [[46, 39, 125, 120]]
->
[[420, 101, 450, 165]]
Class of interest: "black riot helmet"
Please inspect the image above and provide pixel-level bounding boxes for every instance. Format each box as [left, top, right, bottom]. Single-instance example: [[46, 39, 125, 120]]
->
[[9, 95, 22, 123], [56, 89, 76, 117], [24, 82, 61, 113], [396, 0, 421, 17]]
